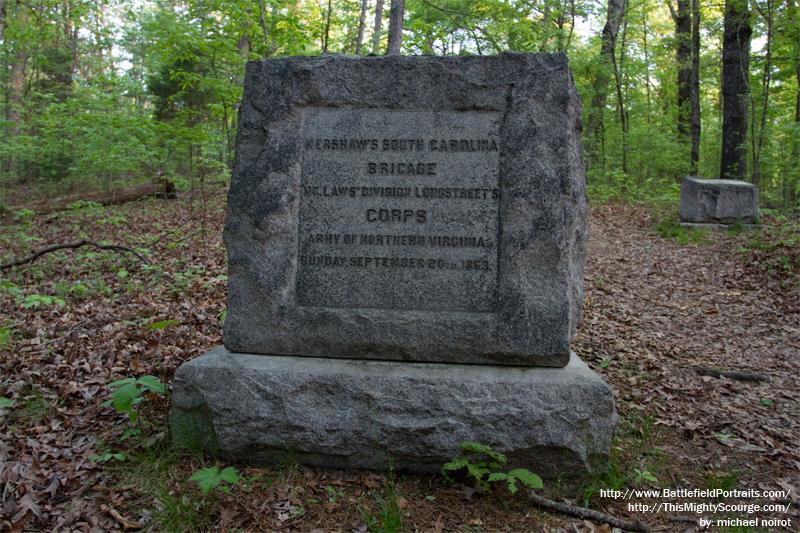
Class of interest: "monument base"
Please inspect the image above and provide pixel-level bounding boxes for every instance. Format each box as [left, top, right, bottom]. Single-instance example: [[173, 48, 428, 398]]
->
[[679, 222, 759, 230], [169, 347, 617, 478]]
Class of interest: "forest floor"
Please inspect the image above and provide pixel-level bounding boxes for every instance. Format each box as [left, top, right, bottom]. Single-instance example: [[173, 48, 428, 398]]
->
[[0, 191, 799, 532]]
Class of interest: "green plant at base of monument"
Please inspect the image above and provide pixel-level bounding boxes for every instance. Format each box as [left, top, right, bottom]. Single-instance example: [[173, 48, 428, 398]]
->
[[442, 442, 544, 495], [360, 469, 403, 533], [89, 451, 128, 463], [113, 444, 216, 531], [703, 468, 740, 491], [190, 466, 243, 495], [101, 375, 167, 456], [103, 375, 165, 424], [581, 411, 664, 506]]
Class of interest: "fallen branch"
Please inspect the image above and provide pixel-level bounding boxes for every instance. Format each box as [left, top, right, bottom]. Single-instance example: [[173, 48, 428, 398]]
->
[[71, 473, 102, 499], [12, 180, 176, 216], [0, 240, 150, 270], [104, 505, 143, 530], [528, 490, 649, 532], [665, 514, 703, 523], [42, 320, 89, 346], [695, 367, 769, 383]]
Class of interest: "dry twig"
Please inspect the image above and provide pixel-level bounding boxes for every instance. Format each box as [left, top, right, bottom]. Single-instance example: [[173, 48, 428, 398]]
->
[[528, 490, 650, 532], [0, 240, 150, 270], [694, 366, 769, 383]]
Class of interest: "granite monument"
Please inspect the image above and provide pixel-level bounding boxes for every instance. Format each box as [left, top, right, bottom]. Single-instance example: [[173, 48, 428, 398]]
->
[[170, 53, 617, 477]]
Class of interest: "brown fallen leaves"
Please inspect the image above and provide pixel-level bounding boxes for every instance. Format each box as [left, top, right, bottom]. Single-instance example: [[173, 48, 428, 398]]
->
[[577, 203, 800, 522], [1, 195, 798, 531]]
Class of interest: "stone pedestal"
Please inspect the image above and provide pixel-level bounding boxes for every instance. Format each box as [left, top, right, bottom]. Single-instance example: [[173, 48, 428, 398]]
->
[[171, 54, 616, 478], [679, 176, 759, 225], [170, 347, 616, 478]]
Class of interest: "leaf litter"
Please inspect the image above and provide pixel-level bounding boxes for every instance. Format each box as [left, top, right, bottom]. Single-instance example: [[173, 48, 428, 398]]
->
[[0, 195, 797, 531]]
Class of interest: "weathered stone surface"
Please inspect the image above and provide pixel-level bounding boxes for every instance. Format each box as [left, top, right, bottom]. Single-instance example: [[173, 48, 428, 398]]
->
[[170, 347, 617, 477], [679, 176, 759, 224], [224, 53, 587, 367]]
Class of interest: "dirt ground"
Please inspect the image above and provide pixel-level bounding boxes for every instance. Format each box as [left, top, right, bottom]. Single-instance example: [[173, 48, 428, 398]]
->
[[1, 194, 798, 531]]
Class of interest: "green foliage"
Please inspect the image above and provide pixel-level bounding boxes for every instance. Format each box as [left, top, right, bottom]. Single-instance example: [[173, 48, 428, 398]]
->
[[21, 294, 66, 309], [90, 451, 128, 463], [0, 0, 798, 212], [98, 215, 128, 226], [365, 494, 402, 533], [0, 326, 12, 348], [442, 441, 543, 494], [0, 397, 15, 417], [582, 410, 664, 505], [67, 200, 103, 211], [114, 444, 217, 531], [704, 469, 740, 491], [68, 281, 90, 300], [326, 484, 344, 503], [361, 471, 403, 533], [190, 466, 242, 495], [633, 468, 658, 484], [739, 217, 800, 280], [0, 280, 23, 299], [147, 318, 180, 331], [19, 385, 56, 423], [13, 209, 36, 224], [486, 468, 545, 494], [103, 375, 166, 423], [655, 219, 710, 245]]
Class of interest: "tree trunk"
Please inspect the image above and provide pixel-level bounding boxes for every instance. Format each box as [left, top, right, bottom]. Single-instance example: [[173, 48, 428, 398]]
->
[[566, 0, 576, 51], [372, 0, 384, 54], [720, 0, 751, 181], [555, 8, 566, 52], [586, 0, 625, 170], [258, 0, 270, 50], [355, 0, 368, 54], [690, 0, 701, 173], [613, 8, 629, 174], [540, 3, 551, 51], [8, 29, 27, 178], [14, 181, 177, 215], [322, 0, 333, 53], [675, 0, 692, 138], [1, 0, 7, 179], [66, 0, 78, 89], [786, 0, 799, 209], [7, 1, 26, 136], [238, 34, 250, 59], [791, 58, 800, 209], [642, 7, 652, 120], [751, 0, 772, 187], [386, 0, 404, 55], [0, 0, 6, 43]]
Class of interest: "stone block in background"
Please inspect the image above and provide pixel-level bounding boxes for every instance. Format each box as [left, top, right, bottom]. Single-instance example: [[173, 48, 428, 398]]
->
[[679, 176, 759, 225]]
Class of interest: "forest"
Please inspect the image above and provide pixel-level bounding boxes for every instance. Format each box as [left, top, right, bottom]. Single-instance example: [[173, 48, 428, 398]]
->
[[1, 1, 799, 532], [0, 0, 798, 207]]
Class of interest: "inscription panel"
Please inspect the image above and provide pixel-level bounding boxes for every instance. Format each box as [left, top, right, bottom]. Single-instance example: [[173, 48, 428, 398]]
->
[[296, 109, 501, 312]]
